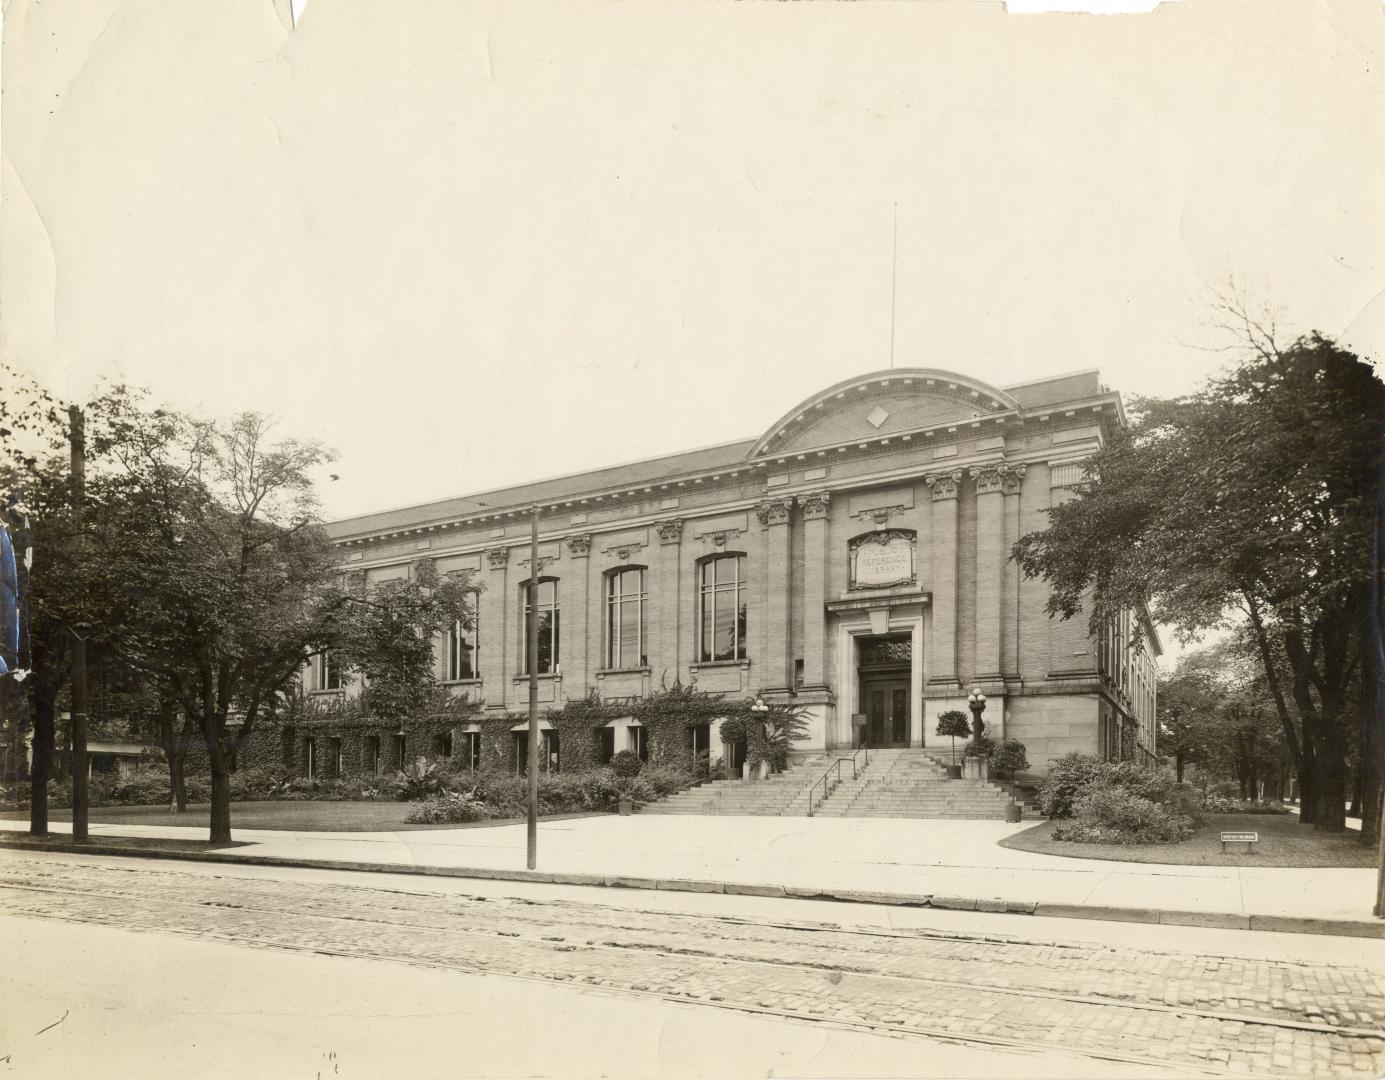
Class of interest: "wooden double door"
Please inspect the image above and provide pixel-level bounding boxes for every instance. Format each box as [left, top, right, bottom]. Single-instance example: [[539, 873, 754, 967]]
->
[[863, 678, 911, 748]]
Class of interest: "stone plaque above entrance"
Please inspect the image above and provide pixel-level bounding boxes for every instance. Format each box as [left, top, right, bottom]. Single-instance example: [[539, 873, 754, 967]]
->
[[849, 529, 917, 591]]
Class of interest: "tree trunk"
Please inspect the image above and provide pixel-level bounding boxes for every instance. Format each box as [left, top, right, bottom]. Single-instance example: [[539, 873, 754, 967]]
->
[[170, 752, 188, 812], [208, 755, 232, 843], [28, 682, 55, 836], [1316, 720, 1349, 833], [1175, 752, 1184, 784], [1300, 738, 1319, 825], [1350, 766, 1364, 819]]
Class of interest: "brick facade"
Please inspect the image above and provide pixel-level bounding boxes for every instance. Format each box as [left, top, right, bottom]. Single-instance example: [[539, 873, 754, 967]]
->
[[282, 368, 1158, 781]]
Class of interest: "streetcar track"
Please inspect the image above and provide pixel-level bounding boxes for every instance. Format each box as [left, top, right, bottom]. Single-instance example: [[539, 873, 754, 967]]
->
[[1, 876, 1380, 1043]]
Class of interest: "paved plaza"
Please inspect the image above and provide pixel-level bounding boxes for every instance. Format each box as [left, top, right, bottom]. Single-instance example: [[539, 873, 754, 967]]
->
[[2, 813, 1376, 923]]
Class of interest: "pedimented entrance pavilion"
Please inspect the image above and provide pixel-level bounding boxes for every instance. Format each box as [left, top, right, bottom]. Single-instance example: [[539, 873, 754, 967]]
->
[[312, 366, 1160, 781]]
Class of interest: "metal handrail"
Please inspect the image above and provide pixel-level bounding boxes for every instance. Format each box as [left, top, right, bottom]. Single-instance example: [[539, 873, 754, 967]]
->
[[806, 742, 872, 817]]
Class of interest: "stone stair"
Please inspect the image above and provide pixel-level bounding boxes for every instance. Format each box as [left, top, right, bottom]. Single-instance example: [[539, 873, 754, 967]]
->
[[641, 755, 840, 816], [813, 748, 1038, 820]]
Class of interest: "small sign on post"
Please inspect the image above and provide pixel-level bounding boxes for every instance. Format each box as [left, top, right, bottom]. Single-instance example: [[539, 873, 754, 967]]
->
[[1220, 830, 1258, 853]]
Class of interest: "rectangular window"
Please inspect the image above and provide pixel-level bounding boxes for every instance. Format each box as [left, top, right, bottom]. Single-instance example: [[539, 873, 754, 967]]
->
[[305, 737, 317, 780], [329, 736, 343, 779], [628, 725, 648, 763], [605, 568, 647, 669], [446, 618, 477, 681], [394, 733, 408, 770], [438, 731, 453, 760], [462, 731, 481, 771], [543, 730, 560, 774], [599, 727, 615, 765], [699, 555, 747, 662], [364, 735, 381, 776], [314, 652, 342, 691], [523, 579, 560, 675]]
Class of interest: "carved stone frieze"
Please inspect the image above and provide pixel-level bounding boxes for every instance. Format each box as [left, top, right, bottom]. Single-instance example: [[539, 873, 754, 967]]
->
[[565, 534, 592, 557], [485, 546, 510, 568]]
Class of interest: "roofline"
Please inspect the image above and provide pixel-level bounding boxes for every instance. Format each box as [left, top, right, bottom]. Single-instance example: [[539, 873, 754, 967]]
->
[[1000, 367, 1102, 391], [327, 434, 757, 530]]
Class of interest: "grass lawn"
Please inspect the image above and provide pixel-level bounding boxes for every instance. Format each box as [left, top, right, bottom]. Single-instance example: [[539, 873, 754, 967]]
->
[[999, 811, 1376, 868], [0, 801, 606, 833]]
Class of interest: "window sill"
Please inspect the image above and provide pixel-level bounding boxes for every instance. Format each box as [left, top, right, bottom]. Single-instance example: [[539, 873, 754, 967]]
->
[[596, 667, 650, 677], [443, 678, 482, 687], [512, 673, 562, 682], [308, 689, 345, 696], [689, 659, 750, 670]]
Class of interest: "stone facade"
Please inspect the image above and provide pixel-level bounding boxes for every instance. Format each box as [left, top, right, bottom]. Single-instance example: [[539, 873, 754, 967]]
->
[[300, 367, 1159, 780]]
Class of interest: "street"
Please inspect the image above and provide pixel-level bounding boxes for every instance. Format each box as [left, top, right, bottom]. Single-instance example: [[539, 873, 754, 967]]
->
[[1, 852, 1383, 1078]]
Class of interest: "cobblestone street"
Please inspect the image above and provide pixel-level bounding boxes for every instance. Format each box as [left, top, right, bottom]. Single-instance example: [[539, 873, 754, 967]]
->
[[2, 853, 1383, 1077]]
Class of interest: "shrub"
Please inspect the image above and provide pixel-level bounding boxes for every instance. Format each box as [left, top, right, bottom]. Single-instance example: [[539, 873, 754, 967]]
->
[[608, 750, 644, 778], [965, 733, 996, 759], [109, 771, 173, 806], [1038, 753, 1105, 818], [1202, 794, 1289, 815], [1055, 786, 1195, 845], [639, 765, 693, 798], [393, 757, 450, 801], [405, 792, 489, 824]]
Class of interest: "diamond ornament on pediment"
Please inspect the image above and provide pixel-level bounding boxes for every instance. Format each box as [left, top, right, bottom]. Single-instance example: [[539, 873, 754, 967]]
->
[[866, 405, 890, 429]]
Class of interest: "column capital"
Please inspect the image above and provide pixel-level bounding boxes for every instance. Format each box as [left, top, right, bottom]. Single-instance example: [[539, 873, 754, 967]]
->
[[925, 470, 963, 500], [565, 533, 592, 558], [970, 464, 1005, 496], [755, 496, 794, 527], [485, 546, 510, 568], [798, 491, 831, 520], [655, 518, 684, 544], [1000, 462, 1027, 495]]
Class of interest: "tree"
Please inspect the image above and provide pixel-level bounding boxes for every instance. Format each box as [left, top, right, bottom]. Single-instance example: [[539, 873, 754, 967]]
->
[[327, 557, 478, 728], [988, 738, 1030, 804], [935, 710, 970, 767], [1013, 317, 1384, 836]]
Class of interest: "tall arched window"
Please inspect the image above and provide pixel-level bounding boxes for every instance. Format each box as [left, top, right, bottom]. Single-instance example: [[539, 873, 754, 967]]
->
[[522, 578, 560, 675], [605, 567, 647, 669], [698, 554, 747, 662]]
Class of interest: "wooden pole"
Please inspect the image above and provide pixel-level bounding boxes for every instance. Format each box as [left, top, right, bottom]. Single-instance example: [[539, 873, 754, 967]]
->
[[527, 506, 539, 870], [68, 405, 88, 842]]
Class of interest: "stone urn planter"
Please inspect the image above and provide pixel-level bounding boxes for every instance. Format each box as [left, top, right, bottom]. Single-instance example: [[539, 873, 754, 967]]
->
[[1004, 803, 1023, 823], [963, 756, 989, 781], [946, 764, 963, 780], [618, 798, 634, 816]]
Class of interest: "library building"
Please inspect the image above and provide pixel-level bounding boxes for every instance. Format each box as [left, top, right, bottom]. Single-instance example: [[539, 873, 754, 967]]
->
[[303, 367, 1158, 785]]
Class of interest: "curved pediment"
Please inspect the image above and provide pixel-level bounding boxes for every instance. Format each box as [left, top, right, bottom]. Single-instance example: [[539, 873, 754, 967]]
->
[[749, 369, 1021, 459]]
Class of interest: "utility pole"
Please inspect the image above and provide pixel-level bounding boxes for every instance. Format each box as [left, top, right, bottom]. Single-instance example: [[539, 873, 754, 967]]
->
[[527, 505, 540, 870], [68, 405, 89, 842]]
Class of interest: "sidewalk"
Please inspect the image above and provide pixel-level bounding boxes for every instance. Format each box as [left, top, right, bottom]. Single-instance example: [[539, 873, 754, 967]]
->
[[3, 814, 1380, 936]]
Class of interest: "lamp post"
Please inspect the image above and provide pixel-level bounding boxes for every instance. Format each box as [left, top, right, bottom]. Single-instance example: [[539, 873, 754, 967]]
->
[[526, 505, 539, 870], [967, 687, 987, 749], [750, 696, 769, 781]]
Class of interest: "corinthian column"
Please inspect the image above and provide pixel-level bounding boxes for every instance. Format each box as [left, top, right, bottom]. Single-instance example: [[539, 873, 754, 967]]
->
[[971, 464, 1006, 682]]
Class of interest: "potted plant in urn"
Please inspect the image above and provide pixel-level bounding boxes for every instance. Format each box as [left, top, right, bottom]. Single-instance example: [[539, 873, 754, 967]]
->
[[988, 739, 1030, 822], [935, 711, 971, 778], [964, 733, 995, 780]]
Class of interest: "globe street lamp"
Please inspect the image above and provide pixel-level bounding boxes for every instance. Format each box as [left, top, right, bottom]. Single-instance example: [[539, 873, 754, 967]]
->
[[967, 687, 987, 750], [749, 696, 769, 781]]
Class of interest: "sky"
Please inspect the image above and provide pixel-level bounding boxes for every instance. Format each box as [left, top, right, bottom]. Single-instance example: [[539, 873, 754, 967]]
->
[[2, 0, 1382, 663]]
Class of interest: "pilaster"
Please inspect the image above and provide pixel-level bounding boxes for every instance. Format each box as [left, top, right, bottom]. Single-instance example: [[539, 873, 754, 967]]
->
[[925, 470, 961, 688], [971, 464, 1007, 682], [1000, 464, 1025, 682], [798, 492, 831, 690], [482, 547, 510, 707], [756, 496, 794, 691], [565, 534, 591, 692], [654, 519, 683, 683]]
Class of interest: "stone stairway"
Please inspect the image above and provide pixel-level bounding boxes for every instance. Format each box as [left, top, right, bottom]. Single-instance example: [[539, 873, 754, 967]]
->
[[812, 748, 1037, 820], [641, 755, 840, 816]]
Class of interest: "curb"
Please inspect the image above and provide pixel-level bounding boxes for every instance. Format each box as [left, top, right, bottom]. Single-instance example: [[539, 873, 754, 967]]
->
[[3, 837, 1382, 940]]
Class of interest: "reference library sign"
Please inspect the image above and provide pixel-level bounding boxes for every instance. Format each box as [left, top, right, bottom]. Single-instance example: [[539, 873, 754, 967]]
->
[[849, 530, 916, 591]]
